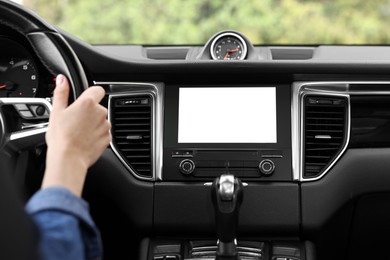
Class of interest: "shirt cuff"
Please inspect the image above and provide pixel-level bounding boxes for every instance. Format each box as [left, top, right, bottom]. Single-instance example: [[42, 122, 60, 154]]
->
[[25, 187, 95, 229]]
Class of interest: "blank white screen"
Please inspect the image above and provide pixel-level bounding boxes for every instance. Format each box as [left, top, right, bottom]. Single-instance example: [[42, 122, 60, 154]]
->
[[178, 87, 277, 143]]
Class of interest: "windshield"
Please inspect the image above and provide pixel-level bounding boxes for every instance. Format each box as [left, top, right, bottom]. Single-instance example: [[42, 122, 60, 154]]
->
[[16, 0, 390, 45]]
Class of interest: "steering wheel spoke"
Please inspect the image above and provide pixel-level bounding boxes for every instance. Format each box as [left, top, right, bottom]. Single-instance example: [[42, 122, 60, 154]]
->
[[0, 98, 51, 151]]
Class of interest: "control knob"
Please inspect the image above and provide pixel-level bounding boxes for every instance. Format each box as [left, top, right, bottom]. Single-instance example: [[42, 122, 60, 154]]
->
[[259, 159, 275, 176], [179, 159, 195, 175]]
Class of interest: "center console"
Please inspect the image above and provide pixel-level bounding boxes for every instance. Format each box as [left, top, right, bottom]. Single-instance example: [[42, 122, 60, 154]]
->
[[163, 84, 292, 181], [141, 84, 312, 260]]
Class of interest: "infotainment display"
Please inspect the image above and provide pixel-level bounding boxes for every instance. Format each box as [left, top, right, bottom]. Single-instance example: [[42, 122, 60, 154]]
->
[[178, 87, 277, 143], [163, 84, 292, 181]]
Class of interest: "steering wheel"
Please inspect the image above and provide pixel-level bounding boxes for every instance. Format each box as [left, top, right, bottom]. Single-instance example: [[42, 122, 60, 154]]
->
[[0, 1, 88, 259]]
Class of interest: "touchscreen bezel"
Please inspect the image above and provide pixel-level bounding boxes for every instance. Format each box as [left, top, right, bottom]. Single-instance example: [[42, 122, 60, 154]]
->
[[164, 84, 291, 149]]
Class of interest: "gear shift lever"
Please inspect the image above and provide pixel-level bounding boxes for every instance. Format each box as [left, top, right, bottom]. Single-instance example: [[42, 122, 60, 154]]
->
[[211, 174, 244, 260]]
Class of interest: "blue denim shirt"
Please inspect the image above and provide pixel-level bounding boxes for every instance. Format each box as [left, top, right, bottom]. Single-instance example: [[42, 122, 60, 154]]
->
[[25, 187, 103, 260]]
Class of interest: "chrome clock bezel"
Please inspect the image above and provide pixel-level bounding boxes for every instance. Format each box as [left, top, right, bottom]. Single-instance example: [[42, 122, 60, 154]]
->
[[210, 32, 248, 60]]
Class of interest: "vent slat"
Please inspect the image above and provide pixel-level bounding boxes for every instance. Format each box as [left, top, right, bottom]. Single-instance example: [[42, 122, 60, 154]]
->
[[305, 163, 328, 166], [306, 148, 339, 151], [115, 117, 150, 120], [303, 95, 347, 178], [111, 96, 153, 178], [306, 118, 344, 121], [126, 155, 151, 159], [115, 123, 151, 127], [131, 162, 151, 165], [116, 111, 150, 115], [306, 143, 342, 146], [121, 148, 151, 152], [306, 130, 344, 133], [114, 129, 150, 133], [307, 111, 344, 115], [306, 123, 344, 127], [306, 156, 332, 159]]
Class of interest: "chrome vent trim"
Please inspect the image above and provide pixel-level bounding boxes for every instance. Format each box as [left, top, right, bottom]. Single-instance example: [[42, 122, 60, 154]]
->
[[292, 82, 351, 182], [104, 82, 164, 182], [303, 94, 348, 179], [111, 95, 153, 178]]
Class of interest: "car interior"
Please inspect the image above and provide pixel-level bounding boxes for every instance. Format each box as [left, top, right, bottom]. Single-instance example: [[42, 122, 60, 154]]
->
[[2, 1, 390, 260]]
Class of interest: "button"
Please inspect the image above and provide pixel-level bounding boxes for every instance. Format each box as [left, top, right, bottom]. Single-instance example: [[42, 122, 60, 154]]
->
[[172, 151, 183, 158], [165, 256, 178, 260], [259, 159, 275, 176], [182, 151, 193, 158], [19, 110, 34, 118], [179, 159, 195, 175], [154, 244, 181, 254], [154, 256, 164, 260], [28, 105, 49, 118], [35, 105, 46, 116], [14, 104, 29, 111]]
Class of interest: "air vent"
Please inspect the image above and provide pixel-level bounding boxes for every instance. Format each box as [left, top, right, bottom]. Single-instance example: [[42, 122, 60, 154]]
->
[[110, 95, 153, 179], [303, 95, 348, 179]]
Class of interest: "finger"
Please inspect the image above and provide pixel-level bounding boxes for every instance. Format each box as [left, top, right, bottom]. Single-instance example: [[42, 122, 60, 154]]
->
[[77, 86, 105, 104], [52, 74, 70, 111]]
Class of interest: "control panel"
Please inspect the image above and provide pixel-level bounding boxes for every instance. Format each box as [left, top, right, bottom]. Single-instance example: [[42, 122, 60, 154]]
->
[[163, 149, 292, 181]]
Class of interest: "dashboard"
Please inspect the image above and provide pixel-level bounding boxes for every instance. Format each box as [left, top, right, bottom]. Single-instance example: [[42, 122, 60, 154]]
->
[[2, 9, 390, 260]]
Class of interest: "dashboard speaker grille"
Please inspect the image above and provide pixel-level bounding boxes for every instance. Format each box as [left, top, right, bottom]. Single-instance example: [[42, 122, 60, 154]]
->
[[110, 95, 153, 178], [303, 95, 348, 178]]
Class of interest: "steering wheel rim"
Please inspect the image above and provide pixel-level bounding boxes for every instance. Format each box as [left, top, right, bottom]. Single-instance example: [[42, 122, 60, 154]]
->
[[0, 1, 89, 259]]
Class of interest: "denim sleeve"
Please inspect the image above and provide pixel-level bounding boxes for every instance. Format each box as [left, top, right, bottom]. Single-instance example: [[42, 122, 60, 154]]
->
[[25, 187, 103, 260]]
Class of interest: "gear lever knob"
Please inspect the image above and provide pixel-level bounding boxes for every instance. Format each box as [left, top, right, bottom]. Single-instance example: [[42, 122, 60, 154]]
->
[[211, 174, 244, 259]]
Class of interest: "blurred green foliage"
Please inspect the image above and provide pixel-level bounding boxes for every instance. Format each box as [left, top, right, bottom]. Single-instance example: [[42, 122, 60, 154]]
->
[[24, 0, 390, 45]]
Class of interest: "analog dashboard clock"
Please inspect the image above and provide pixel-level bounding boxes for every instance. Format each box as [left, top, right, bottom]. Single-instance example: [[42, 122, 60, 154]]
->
[[210, 32, 248, 60]]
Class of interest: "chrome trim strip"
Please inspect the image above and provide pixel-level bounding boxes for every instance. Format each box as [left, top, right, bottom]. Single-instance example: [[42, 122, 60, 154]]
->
[[10, 127, 47, 140], [0, 110, 4, 145], [210, 32, 248, 60], [291, 84, 301, 181], [21, 122, 49, 130], [191, 251, 216, 256], [204, 182, 249, 187], [191, 244, 264, 254], [293, 81, 390, 182], [236, 246, 262, 253], [0, 98, 52, 141], [102, 82, 164, 182], [192, 246, 217, 252]]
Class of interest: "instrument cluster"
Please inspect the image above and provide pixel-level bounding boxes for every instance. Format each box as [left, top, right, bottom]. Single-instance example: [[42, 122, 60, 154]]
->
[[0, 35, 55, 98]]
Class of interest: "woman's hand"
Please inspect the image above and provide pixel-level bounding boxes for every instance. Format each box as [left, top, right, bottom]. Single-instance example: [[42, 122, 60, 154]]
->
[[42, 75, 111, 196]]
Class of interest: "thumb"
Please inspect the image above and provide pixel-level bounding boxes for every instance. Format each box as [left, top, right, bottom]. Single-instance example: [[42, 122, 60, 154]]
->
[[52, 74, 70, 111]]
